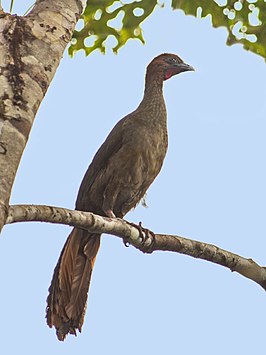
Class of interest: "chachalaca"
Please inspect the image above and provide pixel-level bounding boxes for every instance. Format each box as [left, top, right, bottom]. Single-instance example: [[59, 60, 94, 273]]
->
[[46, 53, 194, 340]]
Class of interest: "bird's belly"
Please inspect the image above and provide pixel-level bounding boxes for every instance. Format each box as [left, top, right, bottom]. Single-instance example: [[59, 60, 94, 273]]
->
[[112, 143, 167, 216]]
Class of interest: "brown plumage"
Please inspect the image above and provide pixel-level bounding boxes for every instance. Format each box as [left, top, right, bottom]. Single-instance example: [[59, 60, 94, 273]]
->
[[46, 53, 194, 340]]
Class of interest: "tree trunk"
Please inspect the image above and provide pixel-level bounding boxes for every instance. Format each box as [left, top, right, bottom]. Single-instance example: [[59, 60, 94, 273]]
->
[[0, 0, 83, 231]]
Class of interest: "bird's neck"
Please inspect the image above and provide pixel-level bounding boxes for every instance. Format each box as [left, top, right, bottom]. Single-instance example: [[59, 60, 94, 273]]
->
[[144, 70, 164, 95], [144, 77, 163, 97], [138, 76, 165, 116]]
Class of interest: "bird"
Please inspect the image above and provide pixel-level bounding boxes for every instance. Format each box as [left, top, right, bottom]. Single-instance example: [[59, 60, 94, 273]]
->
[[46, 53, 194, 341]]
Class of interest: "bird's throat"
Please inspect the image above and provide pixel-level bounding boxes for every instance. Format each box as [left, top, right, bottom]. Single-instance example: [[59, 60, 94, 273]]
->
[[164, 68, 176, 80]]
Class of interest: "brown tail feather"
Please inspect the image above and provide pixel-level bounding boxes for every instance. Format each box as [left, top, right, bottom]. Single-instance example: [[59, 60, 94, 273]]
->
[[46, 228, 100, 341]]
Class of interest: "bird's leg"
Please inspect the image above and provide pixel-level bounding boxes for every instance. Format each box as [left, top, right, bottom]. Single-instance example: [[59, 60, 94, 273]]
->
[[104, 209, 116, 218], [104, 209, 131, 247], [105, 208, 128, 245], [127, 221, 155, 253], [105, 208, 132, 246]]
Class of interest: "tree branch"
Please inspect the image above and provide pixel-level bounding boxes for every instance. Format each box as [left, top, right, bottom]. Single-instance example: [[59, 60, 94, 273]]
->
[[6, 204, 266, 291]]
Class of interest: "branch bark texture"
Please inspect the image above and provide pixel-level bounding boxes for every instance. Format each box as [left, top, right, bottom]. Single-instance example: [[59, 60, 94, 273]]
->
[[6, 204, 266, 291], [0, 0, 83, 230]]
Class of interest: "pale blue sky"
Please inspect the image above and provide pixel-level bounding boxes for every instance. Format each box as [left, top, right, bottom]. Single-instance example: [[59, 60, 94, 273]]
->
[[1, 1, 266, 354]]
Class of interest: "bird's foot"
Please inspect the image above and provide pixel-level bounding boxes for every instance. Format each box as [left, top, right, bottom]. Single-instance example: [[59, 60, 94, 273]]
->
[[127, 221, 155, 253], [104, 209, 116, 218]]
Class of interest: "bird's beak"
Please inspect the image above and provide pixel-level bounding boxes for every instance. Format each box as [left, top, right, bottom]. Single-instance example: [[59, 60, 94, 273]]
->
[[164, 61, 195, 80], [175, 63, 195, 72]]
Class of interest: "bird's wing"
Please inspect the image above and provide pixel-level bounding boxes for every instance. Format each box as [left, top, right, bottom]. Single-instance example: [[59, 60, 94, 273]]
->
[[75, 113, 131, 210]]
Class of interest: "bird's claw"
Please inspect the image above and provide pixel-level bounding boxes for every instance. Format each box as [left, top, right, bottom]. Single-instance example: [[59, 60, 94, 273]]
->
[[137, 221, 146, 243], [123, 238, 130, 247], [128, 221, 155, 253]]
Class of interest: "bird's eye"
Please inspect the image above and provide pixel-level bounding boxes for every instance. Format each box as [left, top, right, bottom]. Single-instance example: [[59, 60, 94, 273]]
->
[[167, 57, 178, 65]]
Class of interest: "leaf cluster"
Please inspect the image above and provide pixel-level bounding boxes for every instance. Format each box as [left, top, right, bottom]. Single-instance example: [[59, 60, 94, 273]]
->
[[69, 0, 266, 60], [69, 0, 157, 56]]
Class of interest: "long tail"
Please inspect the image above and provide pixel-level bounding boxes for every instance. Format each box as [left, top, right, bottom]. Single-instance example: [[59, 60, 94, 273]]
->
[[46, 228, 100, 341]]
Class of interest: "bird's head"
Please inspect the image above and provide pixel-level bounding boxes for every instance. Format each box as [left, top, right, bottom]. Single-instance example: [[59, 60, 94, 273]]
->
[[146, 53, 194, 82]]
